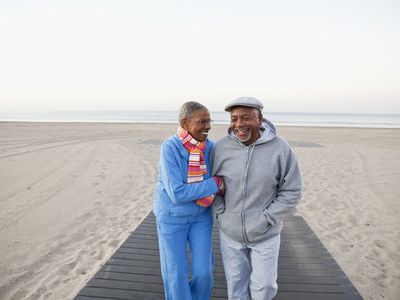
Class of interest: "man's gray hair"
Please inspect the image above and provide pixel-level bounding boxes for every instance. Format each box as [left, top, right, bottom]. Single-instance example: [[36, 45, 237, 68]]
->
[[178, 101, 208, 125]]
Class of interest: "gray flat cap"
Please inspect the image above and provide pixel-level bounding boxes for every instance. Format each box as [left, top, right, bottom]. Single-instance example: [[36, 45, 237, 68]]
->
[[224, 97, 264, 112]]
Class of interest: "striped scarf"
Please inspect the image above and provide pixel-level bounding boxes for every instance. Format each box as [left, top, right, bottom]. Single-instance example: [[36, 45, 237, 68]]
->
[[177, 127, 214, 207]]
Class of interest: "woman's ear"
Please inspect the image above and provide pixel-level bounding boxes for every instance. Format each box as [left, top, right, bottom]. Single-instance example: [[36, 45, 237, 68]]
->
[[181, 118, 189, 130]]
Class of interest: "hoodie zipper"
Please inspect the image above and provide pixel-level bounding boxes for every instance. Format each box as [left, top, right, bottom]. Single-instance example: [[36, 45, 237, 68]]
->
[[241, 144, 255, 244], [241, 151, 247, 244]]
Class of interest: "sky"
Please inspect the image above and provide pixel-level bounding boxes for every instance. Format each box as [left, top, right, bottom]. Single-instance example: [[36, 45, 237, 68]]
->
[[0, 0, 399, 114]]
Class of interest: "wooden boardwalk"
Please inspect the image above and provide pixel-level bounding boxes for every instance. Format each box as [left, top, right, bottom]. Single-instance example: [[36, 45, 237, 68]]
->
[[75, 212, 363, 300]]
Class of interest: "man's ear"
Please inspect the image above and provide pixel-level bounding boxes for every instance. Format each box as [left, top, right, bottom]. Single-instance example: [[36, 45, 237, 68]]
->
[[258, 112, 263, 124]]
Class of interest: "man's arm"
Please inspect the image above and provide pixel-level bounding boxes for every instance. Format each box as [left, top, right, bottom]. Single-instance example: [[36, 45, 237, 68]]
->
[[263, 147, 302, 226]]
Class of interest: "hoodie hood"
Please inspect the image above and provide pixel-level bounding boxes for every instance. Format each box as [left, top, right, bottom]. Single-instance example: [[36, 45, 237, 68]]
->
[[227, 118, 277, 146]]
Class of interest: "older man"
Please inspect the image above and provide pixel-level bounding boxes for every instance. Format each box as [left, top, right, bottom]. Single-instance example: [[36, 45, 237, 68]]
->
[[212, 97, 302, 300]]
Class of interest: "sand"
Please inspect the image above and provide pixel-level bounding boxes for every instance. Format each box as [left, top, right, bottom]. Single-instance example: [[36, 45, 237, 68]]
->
[[0, 122, 399, 300]]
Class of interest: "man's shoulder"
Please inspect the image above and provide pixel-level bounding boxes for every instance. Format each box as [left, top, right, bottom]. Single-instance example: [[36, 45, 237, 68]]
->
[[269, 135, 297, 159], [268, 134, 291, 148], [276, 134, 290, 144], [214, 136, 231, 147]]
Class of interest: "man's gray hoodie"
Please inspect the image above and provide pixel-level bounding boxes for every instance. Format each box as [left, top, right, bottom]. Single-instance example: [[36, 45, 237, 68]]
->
[[211, 119, 302, 244]]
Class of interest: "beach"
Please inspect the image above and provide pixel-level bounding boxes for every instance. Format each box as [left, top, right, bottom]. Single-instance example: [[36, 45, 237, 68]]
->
[[0, 122, 399, 300]]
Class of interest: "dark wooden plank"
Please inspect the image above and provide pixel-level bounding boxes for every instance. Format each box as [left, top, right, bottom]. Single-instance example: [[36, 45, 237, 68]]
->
[[94, 271, 163, 284], [278, 282, 361, 293], [105, 258, 160, 269], [77, 287, 164, 300], [99, 265, 161, 276], [115, 248, 159, 256], [75, 212, 363, 300], [275, 292, 362, 300], [86, 279, 164, 293], [277, 275, 353, 285]]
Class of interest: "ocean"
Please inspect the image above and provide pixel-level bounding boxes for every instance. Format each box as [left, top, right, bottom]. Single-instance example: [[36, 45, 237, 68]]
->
[[0, 111, 399, 128]]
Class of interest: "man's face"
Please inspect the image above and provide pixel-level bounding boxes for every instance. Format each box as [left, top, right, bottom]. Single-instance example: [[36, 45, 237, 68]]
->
[[229, 106, 262, 145]]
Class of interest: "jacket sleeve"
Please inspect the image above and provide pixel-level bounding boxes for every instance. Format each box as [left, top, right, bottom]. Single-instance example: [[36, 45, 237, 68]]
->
[[263, 146, 302, 226], [159, 141, 219, 204]]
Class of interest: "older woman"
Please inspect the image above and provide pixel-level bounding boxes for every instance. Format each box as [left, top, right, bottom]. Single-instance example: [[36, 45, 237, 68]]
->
[[153, 101, 224, 300]]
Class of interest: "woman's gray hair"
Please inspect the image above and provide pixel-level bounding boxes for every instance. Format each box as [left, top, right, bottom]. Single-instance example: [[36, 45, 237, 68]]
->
[[178, 101, 208, 125]]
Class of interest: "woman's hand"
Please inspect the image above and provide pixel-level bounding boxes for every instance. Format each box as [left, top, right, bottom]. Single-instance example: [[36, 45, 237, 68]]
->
[[213, 176, 225, 196]]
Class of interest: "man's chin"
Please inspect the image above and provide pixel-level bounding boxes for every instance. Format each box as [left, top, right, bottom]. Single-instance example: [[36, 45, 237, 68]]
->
[[235, 134, 251, 143]]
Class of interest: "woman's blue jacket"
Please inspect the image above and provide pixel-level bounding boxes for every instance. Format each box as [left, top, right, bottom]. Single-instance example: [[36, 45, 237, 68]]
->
[[153, 135, 218, 222]]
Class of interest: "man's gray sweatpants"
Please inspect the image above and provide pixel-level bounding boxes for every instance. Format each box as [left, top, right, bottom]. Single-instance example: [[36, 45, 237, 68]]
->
[[219, 230, 280, 300]]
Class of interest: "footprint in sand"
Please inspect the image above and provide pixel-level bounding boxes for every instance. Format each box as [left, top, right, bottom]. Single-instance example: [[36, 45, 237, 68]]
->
[[375, 240, 386, 249], [108, 240, 119, 247], [347, 214, 358, 225]]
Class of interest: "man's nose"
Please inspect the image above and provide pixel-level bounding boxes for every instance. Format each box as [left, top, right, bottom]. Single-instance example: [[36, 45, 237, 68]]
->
[[236, 118, 245, 126]]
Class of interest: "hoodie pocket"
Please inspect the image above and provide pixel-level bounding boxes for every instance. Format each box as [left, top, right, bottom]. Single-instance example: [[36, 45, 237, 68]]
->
[[217, 211, 242, 242], [245, 211, 271, 242]]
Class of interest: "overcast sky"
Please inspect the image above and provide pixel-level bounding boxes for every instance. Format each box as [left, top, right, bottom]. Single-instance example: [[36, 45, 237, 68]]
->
[[0, 0, 399, 114]]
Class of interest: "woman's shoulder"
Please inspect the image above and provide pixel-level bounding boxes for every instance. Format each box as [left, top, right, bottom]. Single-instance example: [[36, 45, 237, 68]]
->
[[161, 134, 183, 153], [162, 134, 178, 144]]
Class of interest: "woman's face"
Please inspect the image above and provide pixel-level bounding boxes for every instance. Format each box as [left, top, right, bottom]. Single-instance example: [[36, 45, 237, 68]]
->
[[182, 109, 212, 142]]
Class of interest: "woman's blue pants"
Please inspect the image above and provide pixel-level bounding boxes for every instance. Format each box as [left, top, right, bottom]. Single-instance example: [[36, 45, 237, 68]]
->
[[156, 212, 214, 300]]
